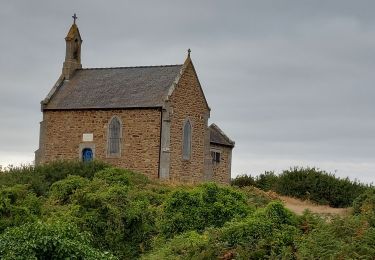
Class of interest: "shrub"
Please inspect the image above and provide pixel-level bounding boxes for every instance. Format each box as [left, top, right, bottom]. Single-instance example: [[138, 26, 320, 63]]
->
[[0, 221, 116, 259], [297, 216, 375, 259], [0, 185, 42, 232], [146, 202, 300, 259], [231, 174, 255, 187], [353, 189, 375, 215], [255, 171, 278, 191], [66, 171, 157, 259], [94, 167, 149, 187], [275, 167, 369, 207], [254, 201, 298, 227], [142, 231, 210, 260], [49, 175, 89, 204], [238, 186, 272, 208], [160, 183, 251, 237], [0, 161, 109, 196], [298, 210, 325, 234]]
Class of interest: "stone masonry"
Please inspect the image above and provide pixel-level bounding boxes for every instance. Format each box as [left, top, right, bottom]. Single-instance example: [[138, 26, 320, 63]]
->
[[211, 144, 233, 184], [168, 61, 211, 183], [37, 109, 161, 179]]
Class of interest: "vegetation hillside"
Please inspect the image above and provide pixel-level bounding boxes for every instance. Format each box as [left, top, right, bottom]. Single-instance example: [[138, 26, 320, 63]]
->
[[0, 161, 375, 259]]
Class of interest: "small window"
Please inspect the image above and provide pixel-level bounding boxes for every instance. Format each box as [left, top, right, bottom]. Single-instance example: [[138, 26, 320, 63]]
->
[[182, 119, 192, 160], [211, 151, 221, 164], [108, 117, 122, 156]]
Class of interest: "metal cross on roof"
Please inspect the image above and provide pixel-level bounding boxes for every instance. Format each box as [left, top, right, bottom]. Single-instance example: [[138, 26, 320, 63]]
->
[[72, 13, 78, 24]]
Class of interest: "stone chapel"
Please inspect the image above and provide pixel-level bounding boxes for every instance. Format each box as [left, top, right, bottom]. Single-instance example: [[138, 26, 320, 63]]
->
[[35, 20, 235, 184]]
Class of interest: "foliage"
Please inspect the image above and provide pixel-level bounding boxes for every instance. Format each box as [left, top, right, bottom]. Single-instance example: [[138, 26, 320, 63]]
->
[[0, 185, 42, 232], [50, 168, 158, 259], [0, 160, 109, 196], [352, 189, 375, 226], [142, 231, 211, 260], [160, 183, 251, 237], [49, 175, 89, 203], [144, 202, 300, 259], [254, 171, 278, 191], [0, 221, 116, 259], [232, 167, 372, 208], [353, 189, 375, 215], [231, 174, 256, 187], [296, 215, 375, 259], [2, 161, 375, 259], [276, 167, 370, 207], [239, 185, 272, 208], [232, 171, 277, 191], [94, 167, 149, 187]]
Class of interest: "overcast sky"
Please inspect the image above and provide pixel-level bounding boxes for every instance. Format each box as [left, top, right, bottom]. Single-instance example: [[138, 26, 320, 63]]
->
[[1, 0, 374, 183]]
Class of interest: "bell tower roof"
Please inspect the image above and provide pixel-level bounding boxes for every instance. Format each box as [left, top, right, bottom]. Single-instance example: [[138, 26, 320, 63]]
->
[[65, 23, 82, 41]]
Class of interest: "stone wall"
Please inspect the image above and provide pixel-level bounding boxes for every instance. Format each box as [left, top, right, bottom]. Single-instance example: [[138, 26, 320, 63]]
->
[[210, 144, 232, 184], [37, 109, 161, 179], [168, 60, 211, 183]]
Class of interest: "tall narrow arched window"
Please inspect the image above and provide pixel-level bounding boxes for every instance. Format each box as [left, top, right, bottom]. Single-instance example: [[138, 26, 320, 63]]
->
[[182, 119, 192, 160], [108, 116, 122, 156]]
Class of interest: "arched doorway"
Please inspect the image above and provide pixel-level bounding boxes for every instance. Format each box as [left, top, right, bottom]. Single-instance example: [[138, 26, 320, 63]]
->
[[82, 148, 93, 162]]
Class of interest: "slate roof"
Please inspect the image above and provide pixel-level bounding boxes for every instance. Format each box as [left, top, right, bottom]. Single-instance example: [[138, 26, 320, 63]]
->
[[44, 65, 182, 110], [209, 123, 235, 147]]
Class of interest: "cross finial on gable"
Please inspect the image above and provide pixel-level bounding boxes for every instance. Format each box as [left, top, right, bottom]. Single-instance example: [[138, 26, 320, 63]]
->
[[187, 48, 191, 58], [72, 13, 78, 24]]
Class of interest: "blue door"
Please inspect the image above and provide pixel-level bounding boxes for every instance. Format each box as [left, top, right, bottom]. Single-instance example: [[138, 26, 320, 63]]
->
[[82, 148, 93, 162]]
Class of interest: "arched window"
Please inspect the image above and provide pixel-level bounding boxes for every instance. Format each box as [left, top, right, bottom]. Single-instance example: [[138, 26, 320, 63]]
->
[[182, 119, 192, 160], [108, 117, 122, 156]]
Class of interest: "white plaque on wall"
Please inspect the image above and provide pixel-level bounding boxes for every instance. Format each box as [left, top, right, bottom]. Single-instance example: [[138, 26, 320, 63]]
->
[[82, 133, 93, 142]]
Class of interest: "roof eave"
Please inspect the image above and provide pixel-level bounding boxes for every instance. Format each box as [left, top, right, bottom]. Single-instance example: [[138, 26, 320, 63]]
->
[[42, 105, 163, 112], [210, 141, 235, 148]]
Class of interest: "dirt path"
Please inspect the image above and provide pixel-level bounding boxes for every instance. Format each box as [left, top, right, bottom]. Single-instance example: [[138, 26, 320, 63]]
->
[[279, 195, 350, 216]]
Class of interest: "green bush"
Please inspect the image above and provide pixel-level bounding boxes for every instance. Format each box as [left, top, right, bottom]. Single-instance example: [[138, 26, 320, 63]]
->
[[0, 221, 116, 259], [353, 189, 375, 215], [275, 167, 369, 207], [49, 175, 89, 203], [254, 201, 298, 227], [66, 170, 157, 259], [146, 202, 300, 259], [160, 183, 251, 237], [2, 161, 375, 259], [233, 168, 372, 208], [142, 231, 211, 260], [231, 171, 277, 191], [231, 174, 255, 187], [298, 210, 325, 234], [94, 167, 149, 187], [0, 185, 42, 232], [0, 161, 109, 196], [297, 216, 375, 259], [238, 186, 272, 208], [255, 171, 278, 191]]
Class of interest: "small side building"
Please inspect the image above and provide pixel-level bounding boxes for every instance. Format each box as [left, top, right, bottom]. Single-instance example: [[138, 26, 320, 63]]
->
[[209, 124, 235, 184]]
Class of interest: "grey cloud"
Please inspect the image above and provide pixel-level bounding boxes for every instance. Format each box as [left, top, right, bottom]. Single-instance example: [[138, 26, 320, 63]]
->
[[0, 0, 374, 182]]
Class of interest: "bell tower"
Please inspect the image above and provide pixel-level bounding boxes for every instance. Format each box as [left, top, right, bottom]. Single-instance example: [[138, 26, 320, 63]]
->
[[63, 14, 82, 79]]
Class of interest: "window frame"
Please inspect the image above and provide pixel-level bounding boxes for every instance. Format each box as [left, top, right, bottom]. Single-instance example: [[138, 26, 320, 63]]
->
[[182, 118, 192, 160], [210, 149, 222, 165], [107, 116, 122, 158]]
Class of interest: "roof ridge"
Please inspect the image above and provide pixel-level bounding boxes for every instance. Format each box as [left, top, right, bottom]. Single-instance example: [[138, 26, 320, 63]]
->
[[80, 64, 183, 70]]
